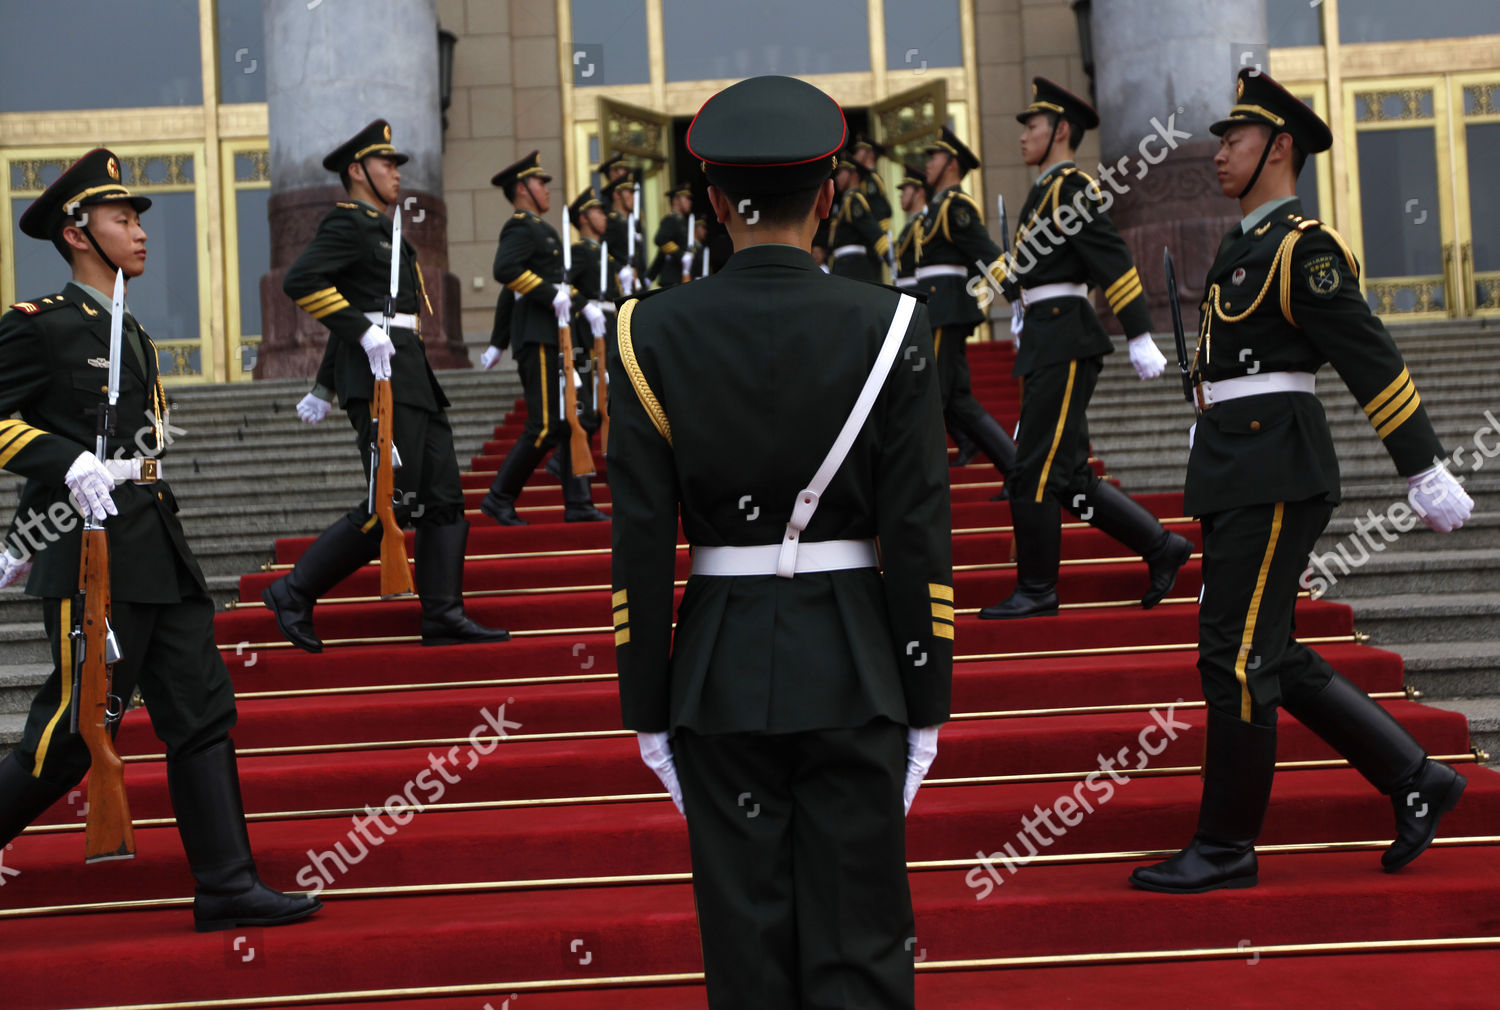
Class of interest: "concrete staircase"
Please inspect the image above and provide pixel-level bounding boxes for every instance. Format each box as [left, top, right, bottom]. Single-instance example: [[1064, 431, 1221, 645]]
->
[[1082, 317, 1500, 758], [0, 365, 525, 746]]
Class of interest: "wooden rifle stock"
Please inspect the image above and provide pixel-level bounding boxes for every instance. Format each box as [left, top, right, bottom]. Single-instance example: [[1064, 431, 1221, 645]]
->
[[594, 334, 609, 450], [557, 323, 596, 477], [373, 378, 416, 597], [76, 527, 134, 862]]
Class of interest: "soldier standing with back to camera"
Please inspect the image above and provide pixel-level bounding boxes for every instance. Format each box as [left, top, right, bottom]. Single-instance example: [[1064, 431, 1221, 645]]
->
[[980, 78, 1191, 620], [610, 75, 953, 1008], [1131, 69, 1473, 894], [266, 120, 509, 651]]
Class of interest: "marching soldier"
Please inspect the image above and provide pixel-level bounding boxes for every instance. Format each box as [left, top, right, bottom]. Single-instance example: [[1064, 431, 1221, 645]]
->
[[981, 78, 1190, 619], [266, 120, 509, 651], [602, 168, 646, 294], [915, 126, 1019, 490], [646, 181, 694, 289], [610, 75, 952, 1008], [596, 153, 631, 190], [564, 188, 619, 446], [829, 152, 889, 283], [0, 148, 320, 931], [851, 134, 894, 242], [480, 151, 608, 525], [1131, 70, 1473, 893]]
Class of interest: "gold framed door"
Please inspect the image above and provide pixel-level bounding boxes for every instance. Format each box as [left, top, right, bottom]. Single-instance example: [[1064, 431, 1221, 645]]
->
[[596, 95, 674, 239], [1451, 74, 1500, 317], [870, 79, 948, 231]]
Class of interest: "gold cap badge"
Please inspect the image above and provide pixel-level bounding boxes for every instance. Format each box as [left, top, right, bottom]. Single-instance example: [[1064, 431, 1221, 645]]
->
[[106, 156, 120, 180]]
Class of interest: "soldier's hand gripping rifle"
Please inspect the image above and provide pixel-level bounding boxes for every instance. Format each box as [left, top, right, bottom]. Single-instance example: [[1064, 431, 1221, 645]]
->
[[69, 269, 133, 863], [1162, 247, 1196, 407], [560, 202, 596, 477], [370, 207, 416, 598]]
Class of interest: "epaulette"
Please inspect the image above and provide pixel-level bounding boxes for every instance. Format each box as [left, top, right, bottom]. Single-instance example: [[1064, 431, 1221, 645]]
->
[[1292, 216, 1359, 276], [8, 294, 70, 316], [335, 201, 359, 210], [513, 212, 527, 219]]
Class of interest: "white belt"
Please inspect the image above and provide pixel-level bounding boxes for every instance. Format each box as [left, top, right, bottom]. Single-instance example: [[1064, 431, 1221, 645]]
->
[[893, 276, 917, 288], [1196, 371, 1316, 409], [1020, 282, 1088, 307], [833, 244, 868, 259], [365, 311, 419, 330], [692, 539, 878, 577], [915, 264, 967, 280], [103, 458, 162, 485]]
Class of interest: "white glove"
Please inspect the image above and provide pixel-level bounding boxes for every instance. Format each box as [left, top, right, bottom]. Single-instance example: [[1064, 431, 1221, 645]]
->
[[637, 731, 685, 817], [1408, 462, 1473, 533], [1128, 333, 1168, 381], [903, 725, 940, 816], [479, 346, 502, 370], [551, 287, 573, 326], [359, 325, 395, 381], [0, 549, 31, 589], [582, 302, 607, 339], [618, 265, 637, 294], [65, 452, 118, 522], [296, 392, 331, 425]]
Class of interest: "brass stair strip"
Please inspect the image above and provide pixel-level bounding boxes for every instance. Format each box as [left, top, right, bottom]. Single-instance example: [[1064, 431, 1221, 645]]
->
[[67, 936, 1500, 1009], [119, 690, 1412, 760], [25, 754, 1476, 831], [16, 836, 1499, 922], [957, 632, 1365, 663]]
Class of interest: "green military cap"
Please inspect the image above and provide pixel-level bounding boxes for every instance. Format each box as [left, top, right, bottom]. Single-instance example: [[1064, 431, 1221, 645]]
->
[[600, 167, 638, 201], [597, 153, 626, 176], [322, 118, 409, 174], [665, 180, 694, 199], [686, 75, 846, 195], [491, 150, 553, 192], [897, 164, 928, 192], [1017, 76, 1099, 129], [923, 125, 981, 175], [1211, 68, 1332, 154], [18, 147, 151, 240], [569, 188, 603, 227]]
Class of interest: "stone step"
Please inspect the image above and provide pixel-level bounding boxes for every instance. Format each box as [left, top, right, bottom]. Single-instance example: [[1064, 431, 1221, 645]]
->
[[1348, 592, 1500, 646], [1428, 696, 1500, 760], [1315, 548, 1500, 600], [1391, 640, 1500, 701], [0, 662, 51, 717], [0, 622, 51, 664]]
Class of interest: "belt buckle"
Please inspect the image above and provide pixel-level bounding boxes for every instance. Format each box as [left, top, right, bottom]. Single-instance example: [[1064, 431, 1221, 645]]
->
[[139, 458, 159, 482], [1194, 382, 1212, 410]]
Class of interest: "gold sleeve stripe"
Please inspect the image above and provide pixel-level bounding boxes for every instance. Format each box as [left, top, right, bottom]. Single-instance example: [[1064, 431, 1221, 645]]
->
[[612, 589, 628, 608], [613, 608, 630, 628], [1369, 378, 1417, 429], [295, 287, 338, 306], [616, 299, 673, 446], [309, 299, 352, 320], [931, 603, 955, 622], [507, 272, 544, 294], [1362, 367, 1412, 418], [1104, 268, 1141, 303], [615, 628, 631, 646], [0, 429, 44, 468], [928, 583, 954, 601], [661, 241, 680, 254], [298, 291, 345, 312], [0, 423, 44, 455], [1375, 388, 1422, 440], [1106, 276, 1144, 313], [874, 234, 890, 255], [932, 621, 955, 641]]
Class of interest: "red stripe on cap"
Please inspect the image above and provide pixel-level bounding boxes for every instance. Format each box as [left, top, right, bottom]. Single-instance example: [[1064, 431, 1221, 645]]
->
[[686, 89, 848, 169]]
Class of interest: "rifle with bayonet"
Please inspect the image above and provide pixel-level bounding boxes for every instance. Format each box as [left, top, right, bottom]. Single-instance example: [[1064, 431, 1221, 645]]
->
[[560, 204, 596, 476], [596, 238, 610, 449], [1162, 247, 1196, 406], [370, 207, 416, 598], [69, 268, 133, 864]]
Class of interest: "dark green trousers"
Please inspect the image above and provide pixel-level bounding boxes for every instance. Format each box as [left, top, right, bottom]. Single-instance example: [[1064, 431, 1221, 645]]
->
[[1198, 497, 1338, 725], [935, 324, 992, 447], [343, 400, 464, 530], [513, 342, 569, 453], [674, 719, 915, 1010], [18, 590, 237, 787], [1012, 355, 1102, 504]]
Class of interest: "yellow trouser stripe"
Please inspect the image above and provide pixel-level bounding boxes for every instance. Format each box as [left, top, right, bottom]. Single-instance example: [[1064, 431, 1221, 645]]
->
[[361, 514, 381, 533], [615, 628, 631, 646], [1235, 502, 1285, 721], [0, 429, 44, 469], [1362, 367, 1411, 418], [1369, 380, 1416, 429], [533, 350, 551, 448], [933, 327, 942, 358], [1035, 360, 1078, 503], [1376, 388, 1423, 440], [928, 583, 953, 601], [932, 621, 955, 640], [34, 598, 73, 777]]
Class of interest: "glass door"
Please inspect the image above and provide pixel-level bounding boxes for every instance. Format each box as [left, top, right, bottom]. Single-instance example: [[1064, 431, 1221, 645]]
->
[[1452, 74, 1500, 317]]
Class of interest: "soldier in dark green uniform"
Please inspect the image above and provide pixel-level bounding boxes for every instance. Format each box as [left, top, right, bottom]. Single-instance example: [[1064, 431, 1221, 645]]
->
[[980, 78, 1190, 619], [828, 151, 889, 283], [646, 181, 693, 289], [1131, 70, 1473, 894], [480, 151, 608, 525], [602, 168, 646, 294], [851, 134, 894, 246], [0, 149, 319, 931], [562, 188, 619, 459], [610, 75, 952, 1009], [266, 120, 509, 651], [914, 126, 1019, 489]]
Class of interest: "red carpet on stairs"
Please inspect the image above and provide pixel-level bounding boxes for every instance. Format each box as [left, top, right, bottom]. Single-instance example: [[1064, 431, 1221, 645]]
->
[[3, 341, 1496, 1009]]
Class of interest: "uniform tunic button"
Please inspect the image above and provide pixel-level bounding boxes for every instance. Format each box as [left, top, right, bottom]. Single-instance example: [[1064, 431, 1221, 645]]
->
[[1052, 307, 1060, 315], [157, 491, 164, 500], [1250, 421, 1261, 431]]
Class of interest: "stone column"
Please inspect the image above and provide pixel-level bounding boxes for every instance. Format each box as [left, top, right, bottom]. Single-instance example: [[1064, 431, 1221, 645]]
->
[[1089, 0, 1266, 327], [257, 0, 468, 379]]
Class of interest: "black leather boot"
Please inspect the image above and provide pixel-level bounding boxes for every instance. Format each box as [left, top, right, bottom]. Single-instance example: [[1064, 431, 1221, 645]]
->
[[979, 498, 1061, 619], [0, 753, 77, 849], [261, 517, 380, 653], [167, 740, 321, 933], [1071, 480, 1192, 609], [1283, 672, 1466, 872], [964, 412, 1018, 484], [950, 425, 978, 467], [415, 520, 510, 646], [480, 439, 549, 526], [1131, 708, 1278, 893]]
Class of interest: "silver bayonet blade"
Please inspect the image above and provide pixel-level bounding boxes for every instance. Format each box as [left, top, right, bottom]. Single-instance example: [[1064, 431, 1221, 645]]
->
[[108, 269, 125, 406], [389, 206, 403, 302]]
